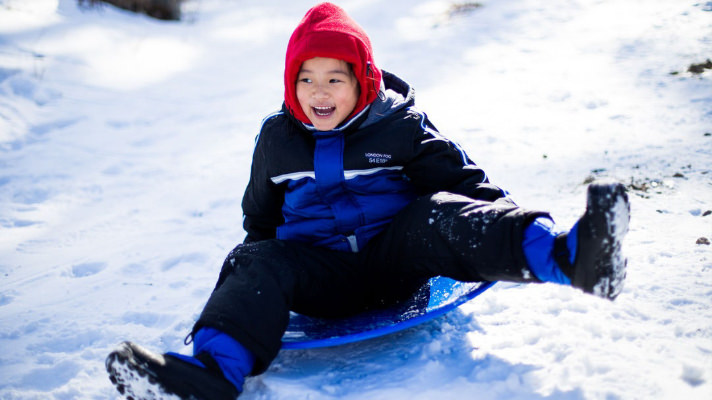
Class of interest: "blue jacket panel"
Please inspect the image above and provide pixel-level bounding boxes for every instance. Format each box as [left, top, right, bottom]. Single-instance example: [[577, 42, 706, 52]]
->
[[276, 130, 417, 251], [242, 71, 508, 252]]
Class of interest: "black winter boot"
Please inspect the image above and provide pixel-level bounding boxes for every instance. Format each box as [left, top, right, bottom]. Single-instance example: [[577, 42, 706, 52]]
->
[[106, 341, 239, 400], [554, 180, 630, 300]]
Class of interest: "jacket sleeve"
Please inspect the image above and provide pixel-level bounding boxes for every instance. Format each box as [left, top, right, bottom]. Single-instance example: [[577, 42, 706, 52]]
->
[[241, 131, 285, 243], [403, 112, 511, 203]]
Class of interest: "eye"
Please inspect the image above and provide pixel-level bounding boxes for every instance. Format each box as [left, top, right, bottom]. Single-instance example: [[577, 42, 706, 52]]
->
[[298, 77, 312, 84], [329, 78, 342, 84]]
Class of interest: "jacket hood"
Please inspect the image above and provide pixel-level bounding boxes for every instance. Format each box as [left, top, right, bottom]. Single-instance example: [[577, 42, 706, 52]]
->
[[284, 2, 382, 126], [361, 70, 415, 128]]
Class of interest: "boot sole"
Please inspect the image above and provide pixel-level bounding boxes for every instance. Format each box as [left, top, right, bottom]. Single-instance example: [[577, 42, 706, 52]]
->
[[584, 181, 630, 299], [106, 342, 183, 400]]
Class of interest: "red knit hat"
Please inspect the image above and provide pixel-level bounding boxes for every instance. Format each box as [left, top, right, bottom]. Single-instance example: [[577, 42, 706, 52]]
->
[[284, 2, 382, 125]]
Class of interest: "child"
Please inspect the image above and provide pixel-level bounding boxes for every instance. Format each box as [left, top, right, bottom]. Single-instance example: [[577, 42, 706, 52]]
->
[[106, 3, 630, 399]]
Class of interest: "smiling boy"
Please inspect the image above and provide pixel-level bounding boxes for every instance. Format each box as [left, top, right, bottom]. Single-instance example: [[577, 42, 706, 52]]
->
[[106, 3, 630, 399], [296, 57, 360, 131]]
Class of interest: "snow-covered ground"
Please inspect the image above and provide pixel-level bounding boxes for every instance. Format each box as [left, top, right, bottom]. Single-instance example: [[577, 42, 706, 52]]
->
[[1, 0, 710, 398]]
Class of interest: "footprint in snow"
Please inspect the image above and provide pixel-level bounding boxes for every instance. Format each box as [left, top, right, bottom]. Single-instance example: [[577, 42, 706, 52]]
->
[[17, 360, 81, 391], [69, 262, 107, 278]]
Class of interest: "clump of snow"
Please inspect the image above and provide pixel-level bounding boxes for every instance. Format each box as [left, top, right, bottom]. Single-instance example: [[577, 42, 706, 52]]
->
[[1, 0, 711, 399]]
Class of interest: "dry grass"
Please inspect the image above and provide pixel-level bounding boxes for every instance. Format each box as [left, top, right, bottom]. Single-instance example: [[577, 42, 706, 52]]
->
[[447, 2, 483, 19], [77, 0, 183, 20]]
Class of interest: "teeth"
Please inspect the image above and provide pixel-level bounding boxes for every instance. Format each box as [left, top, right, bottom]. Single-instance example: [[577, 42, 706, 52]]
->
[[313, 106, 334, 116]]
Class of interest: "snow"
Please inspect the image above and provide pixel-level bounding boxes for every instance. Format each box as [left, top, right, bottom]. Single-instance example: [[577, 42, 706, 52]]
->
[[0, 0, 710, 398]]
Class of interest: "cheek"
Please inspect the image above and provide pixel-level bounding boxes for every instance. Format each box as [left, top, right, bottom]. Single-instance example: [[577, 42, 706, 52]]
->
[[295, 85, 305, 101], [296, 86, 310, 110], [345, 86, 359, 109]]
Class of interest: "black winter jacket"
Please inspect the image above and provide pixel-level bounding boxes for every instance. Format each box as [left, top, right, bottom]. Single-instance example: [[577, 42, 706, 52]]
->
[[242, 71, 508, 252]]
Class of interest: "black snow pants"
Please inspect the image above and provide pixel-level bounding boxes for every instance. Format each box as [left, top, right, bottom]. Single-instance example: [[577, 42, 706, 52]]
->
[[193, 192, 547, 374]]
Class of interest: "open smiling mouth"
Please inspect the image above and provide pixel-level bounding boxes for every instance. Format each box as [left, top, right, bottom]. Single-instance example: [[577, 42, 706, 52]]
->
[[313, 106, 335, 117]]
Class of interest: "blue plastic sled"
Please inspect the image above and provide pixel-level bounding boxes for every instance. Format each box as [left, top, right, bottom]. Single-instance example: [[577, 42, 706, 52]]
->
[[281, 277, 495, 349]]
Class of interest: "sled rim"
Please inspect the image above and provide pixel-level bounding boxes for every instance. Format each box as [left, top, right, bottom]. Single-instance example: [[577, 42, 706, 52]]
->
[[281, 280, 495, 349]]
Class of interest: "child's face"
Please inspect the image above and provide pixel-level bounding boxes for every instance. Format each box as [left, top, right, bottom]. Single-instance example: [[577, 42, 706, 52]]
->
[[296, 57, 360, 131]]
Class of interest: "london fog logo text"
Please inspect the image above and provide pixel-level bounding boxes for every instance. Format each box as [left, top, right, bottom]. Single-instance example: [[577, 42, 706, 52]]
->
[[365, 153, 392, 164]]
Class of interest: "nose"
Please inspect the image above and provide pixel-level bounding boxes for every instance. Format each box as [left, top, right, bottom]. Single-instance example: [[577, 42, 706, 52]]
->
[[313, 83, 329, 98]]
